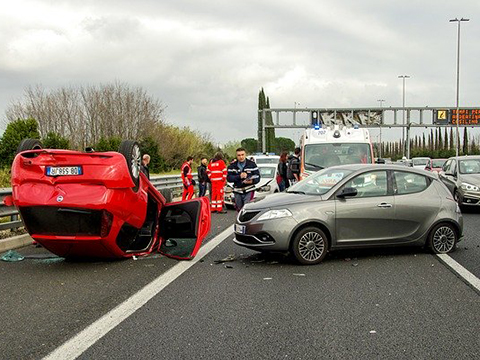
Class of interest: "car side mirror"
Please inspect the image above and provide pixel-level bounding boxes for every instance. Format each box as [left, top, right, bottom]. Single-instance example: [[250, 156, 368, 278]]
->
[[425, 166, 431, 171], [375, 158, 385, 164], [337, 187, 358, 198]]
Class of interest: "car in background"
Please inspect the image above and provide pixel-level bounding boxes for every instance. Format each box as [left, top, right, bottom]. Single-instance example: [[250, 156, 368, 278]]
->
[[426, 158, 447, 173], [439, 155, 480, 208], [251, 154, 280, 165], [7, 139, 211, 260], [412, 157, 431, 169], [234, 164, 462, 265], [224, 163, 280, 208]]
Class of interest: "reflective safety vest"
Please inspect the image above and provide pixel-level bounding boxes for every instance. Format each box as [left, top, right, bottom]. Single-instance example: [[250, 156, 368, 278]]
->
[[207, 160, 227, 183], [181, 161, 193, 186]]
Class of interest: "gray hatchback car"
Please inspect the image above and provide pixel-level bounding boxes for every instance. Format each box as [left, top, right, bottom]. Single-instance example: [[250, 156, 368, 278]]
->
[[234, 165, 463, 265]]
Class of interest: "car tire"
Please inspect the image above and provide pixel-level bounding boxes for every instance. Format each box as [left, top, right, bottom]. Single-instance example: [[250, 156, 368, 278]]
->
[[291, 226, 328, 265], [16, 139, 42, 154], [159, 188, 173, 203], [428, 222, 457, 254], [118, 140, 141, 191]]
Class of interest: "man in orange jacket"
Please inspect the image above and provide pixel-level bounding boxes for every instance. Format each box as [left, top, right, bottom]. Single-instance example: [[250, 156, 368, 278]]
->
[[181, 156, 195, 201], [207, 152, 227, 213]]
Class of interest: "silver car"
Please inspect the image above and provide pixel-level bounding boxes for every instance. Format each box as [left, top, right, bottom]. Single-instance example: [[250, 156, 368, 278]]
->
[[439, 155, 480, 208], [234, 165, 463, 265]]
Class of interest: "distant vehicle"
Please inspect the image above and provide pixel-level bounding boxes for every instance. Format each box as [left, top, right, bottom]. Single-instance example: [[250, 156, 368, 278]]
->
[[300, 124, 374, 179], [251, 154, 280, 164], [426, 158, 447, 173], [224, 163, 280, 208], [439, 155, 480, 208], [234, 164, 463, 265], [412, 157, 431, 169], [8, 139, 211, 260]]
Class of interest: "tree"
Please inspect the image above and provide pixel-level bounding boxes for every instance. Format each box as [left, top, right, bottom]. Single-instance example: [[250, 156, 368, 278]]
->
[[272, 137, 295, 154], [257, 88, 266, 152], [241, 138, 258, 154], [42, 132, 70, 149], [449, 127, 454, 150], [463, 127, 468, 154], [265, 97, 275, 152], [0, 118, 40, 168], [438, 128, 443, 150], [140, 136, 165, 173], [94, 137, 123, 152], [444, 127, 449, 150]]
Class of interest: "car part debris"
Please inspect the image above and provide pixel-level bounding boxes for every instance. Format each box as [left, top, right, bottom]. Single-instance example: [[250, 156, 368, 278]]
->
[[214, 254, 235, 264], [1, 250, 25, 262]]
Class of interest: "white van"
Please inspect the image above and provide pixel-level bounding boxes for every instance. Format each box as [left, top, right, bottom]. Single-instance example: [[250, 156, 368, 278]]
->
[[300, 124, 374, 178]]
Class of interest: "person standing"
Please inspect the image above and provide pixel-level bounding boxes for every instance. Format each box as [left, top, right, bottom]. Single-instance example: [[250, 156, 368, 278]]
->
[[207, 152, 227, 213], [141, 154, 151, 180], [287, 147, 301, 184], [227, 148, 260, 211], [277, 152, 290, 192], [197, 157, 209, 197], [181, 156, 195, 201]]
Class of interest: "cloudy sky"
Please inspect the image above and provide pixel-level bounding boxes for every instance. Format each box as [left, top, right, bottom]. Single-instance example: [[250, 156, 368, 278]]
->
[[1, 0, 479, 145]]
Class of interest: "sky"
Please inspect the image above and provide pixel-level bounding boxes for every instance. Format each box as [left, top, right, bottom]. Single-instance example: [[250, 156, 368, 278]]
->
[[0, 0, 479, 147]]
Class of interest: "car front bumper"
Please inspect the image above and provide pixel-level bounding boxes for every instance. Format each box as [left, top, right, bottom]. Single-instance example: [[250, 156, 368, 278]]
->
[[459, 189, 480, 206]]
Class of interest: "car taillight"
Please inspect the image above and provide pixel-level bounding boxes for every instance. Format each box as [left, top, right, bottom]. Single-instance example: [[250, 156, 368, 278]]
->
[[100, 210, 113, 237]]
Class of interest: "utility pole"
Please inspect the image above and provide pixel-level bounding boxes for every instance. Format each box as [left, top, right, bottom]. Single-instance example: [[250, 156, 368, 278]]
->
[[377, 99, 385, 158], [398, 75, 410, 158], [449, 17, 469, 157]]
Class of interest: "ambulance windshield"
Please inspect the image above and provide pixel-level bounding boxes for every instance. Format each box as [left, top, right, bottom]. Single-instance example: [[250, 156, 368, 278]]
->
[[304, 143, 371, 171]]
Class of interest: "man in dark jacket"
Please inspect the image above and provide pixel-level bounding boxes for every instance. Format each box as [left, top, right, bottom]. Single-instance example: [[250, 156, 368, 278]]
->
[[197, 157, 209, 197], [227, 148, 260, 211], [141, 154, 151, 180], [287, 147, 301, 183]]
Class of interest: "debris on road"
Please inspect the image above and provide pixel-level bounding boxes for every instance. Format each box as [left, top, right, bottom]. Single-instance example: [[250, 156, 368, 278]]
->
[[293, 273, 305, 277], [214, 254, 235, 264], [263, 277, 272, 280], [369, 330, 377, 334], [1, 250, 25, 262], [224, 264, 233, 269]]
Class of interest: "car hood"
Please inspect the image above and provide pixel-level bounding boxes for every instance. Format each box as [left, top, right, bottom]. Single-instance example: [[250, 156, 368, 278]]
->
[[245, 192, 322, 210], [256, 178, 274, 188], [459, 174, 480, 185]]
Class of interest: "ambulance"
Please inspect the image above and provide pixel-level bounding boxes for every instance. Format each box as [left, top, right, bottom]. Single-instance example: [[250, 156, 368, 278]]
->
[[300, 124, 374, 178]]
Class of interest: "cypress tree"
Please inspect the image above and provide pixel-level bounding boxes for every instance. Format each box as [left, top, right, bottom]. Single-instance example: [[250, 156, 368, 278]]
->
[[463, 127, 468, 154], [449, 127, 454, 150], [438, 128, 443, 150], [257, 88, 266, 151], [444, 127, 449, 150], [422, 133, 426, 150]]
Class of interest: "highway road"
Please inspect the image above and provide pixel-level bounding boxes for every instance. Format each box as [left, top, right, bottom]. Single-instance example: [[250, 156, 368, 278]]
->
[[0, 210, 479, 359]]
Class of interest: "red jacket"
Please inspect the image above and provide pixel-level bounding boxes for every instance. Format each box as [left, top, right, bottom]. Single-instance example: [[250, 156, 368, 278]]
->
[[207, 159, 227, 183], [181, 161, 193, 186]]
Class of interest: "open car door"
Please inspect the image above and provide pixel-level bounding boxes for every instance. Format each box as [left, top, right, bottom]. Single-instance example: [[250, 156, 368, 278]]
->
[[158, 197, 211, 260]]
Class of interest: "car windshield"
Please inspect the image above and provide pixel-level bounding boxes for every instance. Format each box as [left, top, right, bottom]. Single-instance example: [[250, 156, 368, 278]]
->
[[258, 166, 275, 178], [459, 159, 480, 174], [432, 159, 446, 168], [255, 157, 279, 164], [304, 143, 371, 171], [413, 158, 429, 166], [287, 168, 353, 195]]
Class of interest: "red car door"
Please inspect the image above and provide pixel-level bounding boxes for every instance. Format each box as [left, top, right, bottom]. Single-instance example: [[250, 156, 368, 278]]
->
[[158, 197, 211, 260]]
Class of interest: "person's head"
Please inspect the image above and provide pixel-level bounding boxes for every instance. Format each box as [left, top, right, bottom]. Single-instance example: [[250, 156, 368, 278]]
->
[[236, 147, 246, 162], [213, 152, 223, 161], [201, 157, 208, 165], [294, 147, 301, 155], [142, 154, 151, 166], [280, 152, 288, 163], [187, 156, 193, 164]]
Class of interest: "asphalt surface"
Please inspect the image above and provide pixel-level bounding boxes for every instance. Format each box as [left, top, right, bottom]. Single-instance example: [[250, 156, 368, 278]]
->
[[1, 209, 479, 359]]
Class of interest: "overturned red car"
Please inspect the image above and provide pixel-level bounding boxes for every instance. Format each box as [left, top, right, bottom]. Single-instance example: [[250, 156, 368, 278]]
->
[[8, 139, 211, 260]]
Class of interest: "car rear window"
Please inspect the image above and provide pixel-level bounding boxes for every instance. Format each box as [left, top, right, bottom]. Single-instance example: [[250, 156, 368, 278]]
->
[[394, 171, 429, 195]]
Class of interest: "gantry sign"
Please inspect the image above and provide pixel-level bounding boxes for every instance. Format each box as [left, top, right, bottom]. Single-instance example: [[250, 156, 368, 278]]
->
[[260, 107, 480, 157]]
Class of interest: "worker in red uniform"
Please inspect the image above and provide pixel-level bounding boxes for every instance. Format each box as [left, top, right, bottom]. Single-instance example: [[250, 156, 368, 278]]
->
[[207, 152, 227, 213], [181, 156, 195, 201]]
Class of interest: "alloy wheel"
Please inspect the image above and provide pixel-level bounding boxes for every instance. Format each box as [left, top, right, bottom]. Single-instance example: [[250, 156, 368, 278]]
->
[[432, 226, 456, 253], [298, 231, 325, 262], [131, 144, 141, 179]]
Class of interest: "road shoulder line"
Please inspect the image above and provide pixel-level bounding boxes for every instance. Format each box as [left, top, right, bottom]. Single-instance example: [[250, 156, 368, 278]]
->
[[436, 253, 480, 294], [43, 226, 234, 360]]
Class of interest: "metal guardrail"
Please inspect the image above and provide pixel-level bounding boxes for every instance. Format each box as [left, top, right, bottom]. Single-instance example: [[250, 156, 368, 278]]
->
[[0, 174, 194, 233]]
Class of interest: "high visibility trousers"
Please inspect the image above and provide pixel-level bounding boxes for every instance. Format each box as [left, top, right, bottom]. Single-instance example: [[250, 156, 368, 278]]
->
[[182, 184, 194, 201], [210, 181, 224, 212]]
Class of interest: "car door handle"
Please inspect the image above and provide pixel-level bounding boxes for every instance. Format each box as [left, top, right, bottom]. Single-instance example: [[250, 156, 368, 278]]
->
[[377, 203, 392, 208]]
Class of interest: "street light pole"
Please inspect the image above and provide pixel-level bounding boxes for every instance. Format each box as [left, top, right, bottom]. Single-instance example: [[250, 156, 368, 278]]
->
[[293, 102, 300, 126], [450, 17, 469, 157], [377, 99, 385, 158], [398, 75, 410, 158]]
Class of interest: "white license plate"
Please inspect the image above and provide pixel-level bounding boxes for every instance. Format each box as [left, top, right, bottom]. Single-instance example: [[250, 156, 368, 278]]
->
[[234, 224, 246, 234], [46, 166, 82, 176]]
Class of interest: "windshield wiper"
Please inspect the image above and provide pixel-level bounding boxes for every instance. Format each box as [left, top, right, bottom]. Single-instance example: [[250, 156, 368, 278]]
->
[[304, 162, 324, 170], [286, 190, 306, 194]]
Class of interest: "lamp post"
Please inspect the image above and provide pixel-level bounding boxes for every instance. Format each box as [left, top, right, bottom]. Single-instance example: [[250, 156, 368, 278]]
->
[[450, 17, 469, 157], [377, 99, 385, 158], [293, 102, 300, 126], [398, 75, 410, 158]]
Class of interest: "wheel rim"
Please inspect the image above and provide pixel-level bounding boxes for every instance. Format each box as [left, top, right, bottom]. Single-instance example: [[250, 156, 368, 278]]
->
[[432, 226, 456, 253], [131, 144, 141, 179], [298, 231, 325, 261]]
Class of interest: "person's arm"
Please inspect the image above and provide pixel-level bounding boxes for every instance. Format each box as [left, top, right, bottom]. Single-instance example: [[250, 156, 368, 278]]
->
[[183, 166, 190, 186], [227, 164, 241, 184], [249, 165, 261, 185]]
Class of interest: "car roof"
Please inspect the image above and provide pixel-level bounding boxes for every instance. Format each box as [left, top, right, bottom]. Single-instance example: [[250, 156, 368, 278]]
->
[[325, 164, 438, 179], [447, 155, 480, 161]]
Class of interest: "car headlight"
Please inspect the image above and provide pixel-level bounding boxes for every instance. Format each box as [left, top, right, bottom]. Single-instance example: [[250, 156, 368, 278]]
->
[[257, 185, 271, 192], [460, 182, 480, 192], [257, 209, 292, 221]]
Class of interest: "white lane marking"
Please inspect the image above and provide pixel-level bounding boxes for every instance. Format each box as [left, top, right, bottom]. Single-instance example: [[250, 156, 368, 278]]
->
[[43, 226, 234, 360], [436, 253, 480, 293]]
